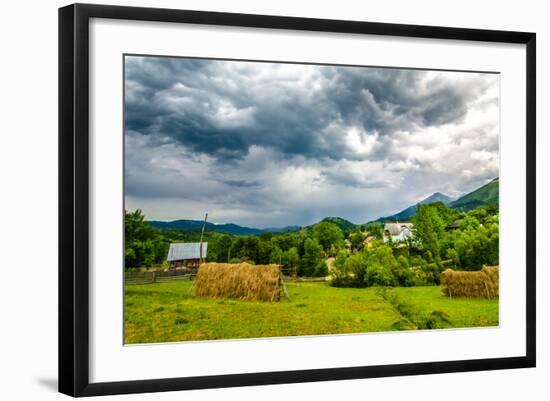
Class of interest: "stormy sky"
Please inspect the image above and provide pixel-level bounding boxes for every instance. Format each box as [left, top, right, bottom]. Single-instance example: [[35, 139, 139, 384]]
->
[[124, 55, 499, 228]]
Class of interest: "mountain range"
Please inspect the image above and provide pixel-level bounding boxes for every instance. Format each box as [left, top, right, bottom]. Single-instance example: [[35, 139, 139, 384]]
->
[[375, 192, 454, 223], [149, 219, 300, 236], [377, 177, 498, 222], [448, 177, 499, 211], [148, 177, 498, 234]]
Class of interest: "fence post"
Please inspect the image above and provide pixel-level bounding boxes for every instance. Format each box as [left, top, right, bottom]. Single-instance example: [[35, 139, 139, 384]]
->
[[152, 271, 156, 284]]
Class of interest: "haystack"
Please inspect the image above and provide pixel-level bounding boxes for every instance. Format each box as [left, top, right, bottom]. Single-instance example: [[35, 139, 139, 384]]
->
[[194, 263, 282, 302], [440, 266, 499, 299]]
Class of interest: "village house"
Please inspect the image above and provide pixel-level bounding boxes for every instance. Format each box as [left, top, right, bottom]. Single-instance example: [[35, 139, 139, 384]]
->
[[448, 220, 462, 230], [362, 235, 376, 248], [167, 242, 208, 269], [383, 222, 414, 243]]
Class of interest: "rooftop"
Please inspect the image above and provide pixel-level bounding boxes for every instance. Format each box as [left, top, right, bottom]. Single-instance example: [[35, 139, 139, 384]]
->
[[167, 242, 208, 261]]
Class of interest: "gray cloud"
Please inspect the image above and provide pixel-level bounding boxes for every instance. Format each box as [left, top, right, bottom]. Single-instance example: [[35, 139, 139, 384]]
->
[[220, 179, 262, 188]]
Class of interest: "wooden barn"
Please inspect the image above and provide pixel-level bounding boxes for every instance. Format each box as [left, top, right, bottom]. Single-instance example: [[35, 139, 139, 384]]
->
[[167, 242, 208, 269]]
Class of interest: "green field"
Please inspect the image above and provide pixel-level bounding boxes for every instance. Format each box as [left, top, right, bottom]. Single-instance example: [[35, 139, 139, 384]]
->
[[124, 281, 498, 344]]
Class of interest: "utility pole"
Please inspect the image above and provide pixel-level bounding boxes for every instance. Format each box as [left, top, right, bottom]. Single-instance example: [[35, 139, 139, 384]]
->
[[199, 213, 208, 264]]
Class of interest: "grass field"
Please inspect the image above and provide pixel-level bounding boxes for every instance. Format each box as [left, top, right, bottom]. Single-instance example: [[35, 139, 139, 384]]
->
[[124, 281, 498, 344]]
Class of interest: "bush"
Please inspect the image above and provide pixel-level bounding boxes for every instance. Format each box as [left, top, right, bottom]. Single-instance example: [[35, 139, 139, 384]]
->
[[366, 263, 396, 286], [314, 260, 329, 277], [410, 255, 426, 267], [415, 310, 451, 330], [330, 252, 367, 287], [333, 250, 348, 270], [397, 255, 409, 269]]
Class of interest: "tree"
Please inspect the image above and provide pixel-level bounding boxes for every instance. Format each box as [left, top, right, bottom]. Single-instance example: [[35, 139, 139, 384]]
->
[[349, 229, 366, 252], [208, 233, 232, 262], [333, 249, 348, 271], [453, 216, 499, 270], [412, 204, 447, 261], [230, 236, 260, 262], [271, 233, 298, 252], [124, 209, 166, 268], [459, 215, 481, 231], [257, 238, 277, 264], [312, 222, 344, 254], [446, 248, 460, 267], [282, 247, 300, 275], [299, 238, 327, 277], [365, 222, 384, 240], [268, 243, 283, 265]]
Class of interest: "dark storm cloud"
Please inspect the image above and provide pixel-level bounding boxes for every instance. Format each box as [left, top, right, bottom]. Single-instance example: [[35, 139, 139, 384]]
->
[[125, 57, 489, 163], [220, 179, 262, 188]]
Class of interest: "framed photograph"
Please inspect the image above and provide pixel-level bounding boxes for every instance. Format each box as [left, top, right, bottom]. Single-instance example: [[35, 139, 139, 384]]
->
[[59, 3, 536, 397]]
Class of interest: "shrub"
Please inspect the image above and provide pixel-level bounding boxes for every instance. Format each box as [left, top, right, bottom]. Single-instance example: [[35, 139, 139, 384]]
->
[[314, 261, 329, 277], [366, 263, 396, 286], [330, 253, 368, 287], [333, 250, 348, 270], [397, 255, 409, 269], [415, 310, 451, 330]]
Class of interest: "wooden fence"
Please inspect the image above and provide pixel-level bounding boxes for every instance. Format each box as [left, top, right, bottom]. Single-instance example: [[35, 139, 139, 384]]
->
[[125, 270, 195, 285], [125, 266, 327, 285], [282, 276, 327, 283]]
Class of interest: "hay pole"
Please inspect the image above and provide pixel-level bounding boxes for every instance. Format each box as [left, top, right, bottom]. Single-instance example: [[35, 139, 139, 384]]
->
[[277, 264, 291, 301], [199, 213, 208, 264], [186, 279, 195, 296], [280, 274, 291, 301]]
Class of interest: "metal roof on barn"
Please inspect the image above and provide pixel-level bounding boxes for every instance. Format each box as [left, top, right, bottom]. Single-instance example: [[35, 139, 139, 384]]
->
[[167, 242, 208, 261]]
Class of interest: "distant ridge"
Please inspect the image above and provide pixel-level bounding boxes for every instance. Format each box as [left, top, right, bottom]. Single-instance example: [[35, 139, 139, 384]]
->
[[449, 177, 499, 211], [310, 217, 357, 232], [375, 192, 453, 223], [148, 219, 300, 236], [148, 217, 357, 236], [149, 220, 260, 235]]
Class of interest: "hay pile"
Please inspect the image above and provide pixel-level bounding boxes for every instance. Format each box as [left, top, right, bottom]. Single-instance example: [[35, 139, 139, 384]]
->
[[441, 266, 499, 299], [194, 263, 282, 302]]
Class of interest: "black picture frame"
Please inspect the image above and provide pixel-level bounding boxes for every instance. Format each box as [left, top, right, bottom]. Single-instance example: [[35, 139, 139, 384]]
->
[[59, 3, 536, 397]]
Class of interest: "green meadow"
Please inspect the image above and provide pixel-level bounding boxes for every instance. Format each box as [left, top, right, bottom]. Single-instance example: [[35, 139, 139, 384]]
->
[[124, 280, 498, 344]]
